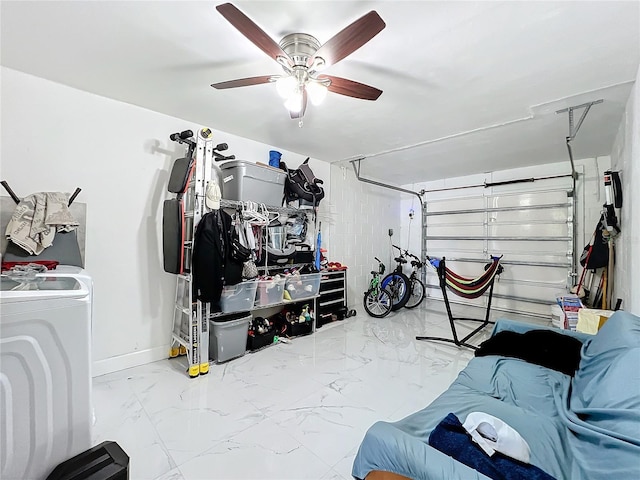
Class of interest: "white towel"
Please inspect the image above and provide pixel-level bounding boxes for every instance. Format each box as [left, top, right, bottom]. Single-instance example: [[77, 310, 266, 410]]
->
[[462, 412, 531, 464], [5, 192, 78, 255]]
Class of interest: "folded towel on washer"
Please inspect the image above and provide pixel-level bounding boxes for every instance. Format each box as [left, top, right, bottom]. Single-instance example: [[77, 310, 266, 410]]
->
[[5, 192, 78, 255]]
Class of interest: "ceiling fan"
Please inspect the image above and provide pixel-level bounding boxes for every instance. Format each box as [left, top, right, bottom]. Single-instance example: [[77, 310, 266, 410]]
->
[[211, 3, 386, 123]]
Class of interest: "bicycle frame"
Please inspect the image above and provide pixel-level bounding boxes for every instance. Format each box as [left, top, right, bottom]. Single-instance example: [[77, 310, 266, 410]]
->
[[366, 257, 386, 292]]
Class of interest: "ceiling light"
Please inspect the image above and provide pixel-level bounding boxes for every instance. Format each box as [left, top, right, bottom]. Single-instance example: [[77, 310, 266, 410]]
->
[[284, 90, 303, 113], [306, 81, 328, 106], [276, 75, 297, 99]]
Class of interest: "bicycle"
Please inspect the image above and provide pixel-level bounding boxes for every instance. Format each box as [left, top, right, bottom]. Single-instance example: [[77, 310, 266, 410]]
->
[[363, 257, 393, 318], [402, 249, 426, 309], [380, 247, 411, 311]]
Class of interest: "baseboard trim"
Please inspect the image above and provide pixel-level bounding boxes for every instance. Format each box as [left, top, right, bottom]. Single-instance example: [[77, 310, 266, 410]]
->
[[92, 345, 169, 377]]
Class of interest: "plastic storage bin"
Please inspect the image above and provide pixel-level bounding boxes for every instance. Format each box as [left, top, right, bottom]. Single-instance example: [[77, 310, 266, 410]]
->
[[284, 273, 321, 301], [220, 160, 286, 206], [288, 319, 313, 337], [255, 277, 286, 306], [209, 313, 251, 363], [247, 330, 276, 351], [220, 281, 258, 313]]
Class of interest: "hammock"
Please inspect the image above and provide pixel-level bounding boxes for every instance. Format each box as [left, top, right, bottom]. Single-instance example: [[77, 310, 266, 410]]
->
[[429, 256, 503, 299], [416, 255, 503, 350]]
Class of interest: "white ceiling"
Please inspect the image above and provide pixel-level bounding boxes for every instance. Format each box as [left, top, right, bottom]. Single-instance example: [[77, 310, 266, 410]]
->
[[2, 1, 639, 185]]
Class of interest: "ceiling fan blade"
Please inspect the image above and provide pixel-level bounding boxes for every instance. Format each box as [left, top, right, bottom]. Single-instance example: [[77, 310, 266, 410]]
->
[[216, 3, 291, 66], [308, 11, 385, 69], [321, 75, 382, 100], [211, 75, 274, 89], [290, 90, 308, 119]]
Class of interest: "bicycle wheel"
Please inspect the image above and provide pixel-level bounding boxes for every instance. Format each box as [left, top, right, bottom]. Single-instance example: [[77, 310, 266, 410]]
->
[[404, 278, 426, 309], [381, 272, 411, 311], [363, 288, 393, 318]]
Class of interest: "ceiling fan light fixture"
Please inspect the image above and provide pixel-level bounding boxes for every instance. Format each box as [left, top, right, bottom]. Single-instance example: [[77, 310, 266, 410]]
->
[[276, 75, 297, 99], [213, 4, 386, 121], [306, 81, 328, 106], [284, 90, 303, 113]]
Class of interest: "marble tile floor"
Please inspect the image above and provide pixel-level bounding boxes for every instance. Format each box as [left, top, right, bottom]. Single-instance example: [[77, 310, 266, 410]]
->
[[92, 301, 545, 480]]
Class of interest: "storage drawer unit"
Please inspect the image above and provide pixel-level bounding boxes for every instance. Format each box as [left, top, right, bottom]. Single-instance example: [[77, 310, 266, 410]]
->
[[316, 270, 347, 326]]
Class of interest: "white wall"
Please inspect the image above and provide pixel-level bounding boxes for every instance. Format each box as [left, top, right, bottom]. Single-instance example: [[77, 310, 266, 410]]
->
[[0, 67, 329, 375], [611, 65, 639, 315], [324, 165, 402, 308]]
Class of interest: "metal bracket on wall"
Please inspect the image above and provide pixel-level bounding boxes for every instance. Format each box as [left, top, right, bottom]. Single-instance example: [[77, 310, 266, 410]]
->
[[556, 99, 602, 285], [349, 159, 424, 202], [556, 99, 603, 142]]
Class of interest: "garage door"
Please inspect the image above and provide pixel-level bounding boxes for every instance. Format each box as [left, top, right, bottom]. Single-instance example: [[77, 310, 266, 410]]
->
[[422, 180, 575, 317]]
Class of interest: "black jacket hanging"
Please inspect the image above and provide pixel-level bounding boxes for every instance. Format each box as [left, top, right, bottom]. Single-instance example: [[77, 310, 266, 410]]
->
[[192, 210, 243, 309]]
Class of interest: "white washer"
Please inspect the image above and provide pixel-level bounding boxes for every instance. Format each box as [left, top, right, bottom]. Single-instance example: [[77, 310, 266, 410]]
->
[[1, 272, 92, 480]]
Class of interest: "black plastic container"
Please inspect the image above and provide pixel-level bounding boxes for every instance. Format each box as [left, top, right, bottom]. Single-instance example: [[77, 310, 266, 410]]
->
[[247, 330, 276, 351], [46, 441, 129, 480], [288, 319, 313, 337]]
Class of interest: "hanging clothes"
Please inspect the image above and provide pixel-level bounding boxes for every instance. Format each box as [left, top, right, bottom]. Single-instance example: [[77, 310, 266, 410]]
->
[[192, 209, 243, 309]]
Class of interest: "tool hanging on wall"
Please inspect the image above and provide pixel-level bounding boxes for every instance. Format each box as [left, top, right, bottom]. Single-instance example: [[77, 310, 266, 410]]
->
[[602, 170, 622, 234], [601, 170, 622, 309], [573, 169, 623, 307]]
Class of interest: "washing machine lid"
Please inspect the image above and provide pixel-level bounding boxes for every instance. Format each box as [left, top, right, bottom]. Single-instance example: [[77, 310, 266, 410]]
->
[[36, 265, 92, 287], [0, 275, 89, 302]]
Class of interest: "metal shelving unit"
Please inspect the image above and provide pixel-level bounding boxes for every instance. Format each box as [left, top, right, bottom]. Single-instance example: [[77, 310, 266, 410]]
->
[[208, 295, 320, 319]]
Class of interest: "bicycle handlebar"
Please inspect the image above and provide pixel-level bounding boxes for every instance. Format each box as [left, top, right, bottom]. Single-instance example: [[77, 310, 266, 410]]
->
[[392, 244, 421, 261], [374, 256, 381, 263]]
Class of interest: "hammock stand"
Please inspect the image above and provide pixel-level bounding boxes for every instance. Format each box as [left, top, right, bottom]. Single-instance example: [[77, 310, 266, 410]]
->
[[416, 256, 503, 350]]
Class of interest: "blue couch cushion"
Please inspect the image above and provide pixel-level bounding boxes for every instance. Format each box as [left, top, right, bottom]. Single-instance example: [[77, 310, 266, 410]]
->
[[352, 317, 640, 480], [352, 356, 574, 480], [571, 311, 640, 443], [563, 311, 640, 479]]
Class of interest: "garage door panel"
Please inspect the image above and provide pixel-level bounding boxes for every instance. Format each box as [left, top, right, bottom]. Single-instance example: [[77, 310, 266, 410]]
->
[[429, 224, 485, 236], [424, 185, 573, 317], [492, 208, 568, 223], [488, 239, 569, 254], [487, 191, 568, 208], [488, 223, 569, 238], [428, 213, 484, 225], [427, 240, 486, 253]]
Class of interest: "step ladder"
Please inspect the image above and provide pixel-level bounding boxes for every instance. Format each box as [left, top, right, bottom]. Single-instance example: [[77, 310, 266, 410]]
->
[[168, 128, 215, 378]]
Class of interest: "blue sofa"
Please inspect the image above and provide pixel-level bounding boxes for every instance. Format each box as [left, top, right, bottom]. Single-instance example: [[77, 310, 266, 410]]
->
[[353, 312, 640, 480]]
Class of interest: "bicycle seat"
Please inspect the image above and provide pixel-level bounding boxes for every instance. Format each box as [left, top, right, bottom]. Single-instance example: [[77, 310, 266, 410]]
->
[[395, 257, 407, 264], [370, 270, 378, 275]]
